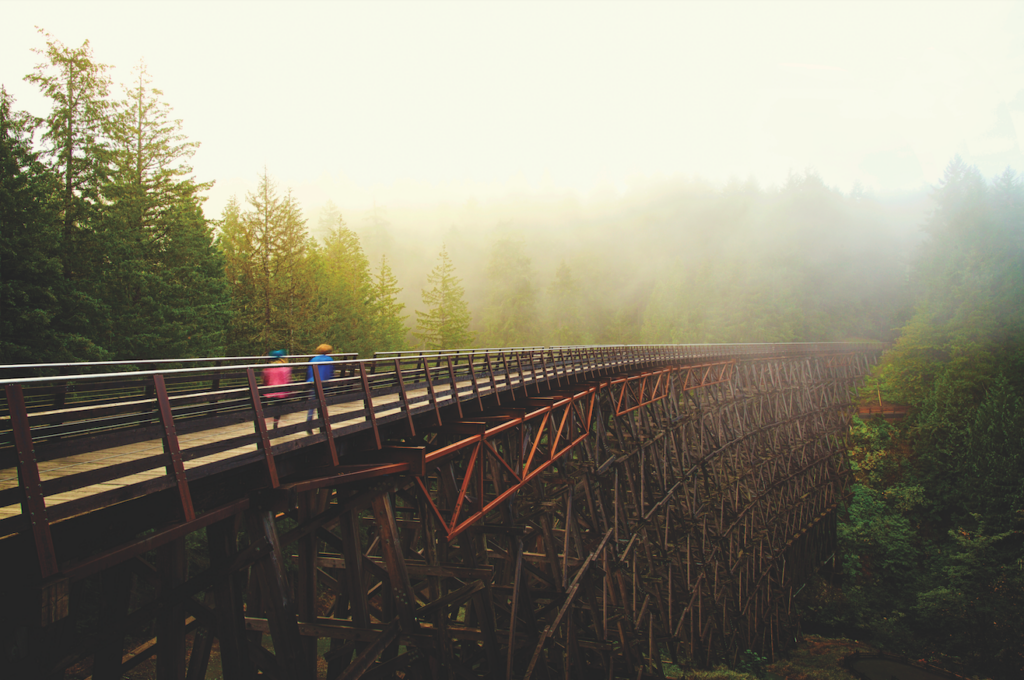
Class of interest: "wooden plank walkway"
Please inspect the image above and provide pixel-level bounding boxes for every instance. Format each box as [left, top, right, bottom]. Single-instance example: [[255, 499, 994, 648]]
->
[[0, 374, 511, 525], [0, 344, 882, 540]]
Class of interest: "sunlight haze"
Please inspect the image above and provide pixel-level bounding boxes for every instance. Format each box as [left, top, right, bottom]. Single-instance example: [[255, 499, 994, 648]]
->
[[4, 0, 1023, 219]]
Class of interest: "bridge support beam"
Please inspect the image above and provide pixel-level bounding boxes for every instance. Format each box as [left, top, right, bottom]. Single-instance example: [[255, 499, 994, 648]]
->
[[0, 350, 870, 680]]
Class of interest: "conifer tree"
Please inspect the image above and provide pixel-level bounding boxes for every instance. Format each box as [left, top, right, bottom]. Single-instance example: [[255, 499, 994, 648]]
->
[[99, 62, 227, 358], [25, 30, 111, 267], [546, 260, 584, 345], [415, 245, 473, 350], [481, 237, 538, 347], [24, 30, 112, 358], [369, 255, 407, 352], [308, 214, 373, 356], [0, 88, 70, 363], [220, 170, 313, 354]]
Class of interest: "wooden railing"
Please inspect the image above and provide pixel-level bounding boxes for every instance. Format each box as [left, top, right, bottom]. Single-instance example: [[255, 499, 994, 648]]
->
[[0, 343, 881, 554]]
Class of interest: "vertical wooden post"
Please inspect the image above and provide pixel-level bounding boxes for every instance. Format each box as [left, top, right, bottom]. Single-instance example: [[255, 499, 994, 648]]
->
[[246, 368, 279, 488], [328, 508, 372, 679], [313, 370, 339, 466], [446, 356, 464, 419], [358, 362, 381, 450], [467, 352, 484, 411], [485, 353, 501, 406], [246, 509, 309, 680], [295, 492, 318, 675], [393, 358, 416, 437], [91, 563, 132, 680], [154, 375, 195, 522], [5, 385, 57, 581], [207, 517, 254, 680], [370, 493, 421, 633], [422, 359, 443, 427], [156, 537, 187, 680]]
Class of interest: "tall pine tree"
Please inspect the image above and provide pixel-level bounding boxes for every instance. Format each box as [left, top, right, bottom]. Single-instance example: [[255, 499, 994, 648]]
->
[[24, 30, 112, 359], [0, 88, 70, 363], [307, 214, 373, 356], [100, 62, 227, 358], [415, 245, 473, 350], [481, 237, 538, 347], [369, 255, 407, 352], [220, 170, 313, 355]]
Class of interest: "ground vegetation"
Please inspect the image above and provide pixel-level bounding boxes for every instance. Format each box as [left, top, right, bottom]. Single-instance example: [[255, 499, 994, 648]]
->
[[801, 158, 1024, 679]]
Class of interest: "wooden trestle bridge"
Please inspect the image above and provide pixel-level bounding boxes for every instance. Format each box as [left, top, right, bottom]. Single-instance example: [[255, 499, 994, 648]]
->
[[0, 343, 880, 680]]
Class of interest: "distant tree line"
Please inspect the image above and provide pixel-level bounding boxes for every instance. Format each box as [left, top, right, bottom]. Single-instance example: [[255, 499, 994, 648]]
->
[[3, 32, 919, 367]]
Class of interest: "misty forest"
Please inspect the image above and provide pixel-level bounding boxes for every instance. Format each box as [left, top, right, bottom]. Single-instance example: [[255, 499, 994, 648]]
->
[[2, 34, 1024, 679]]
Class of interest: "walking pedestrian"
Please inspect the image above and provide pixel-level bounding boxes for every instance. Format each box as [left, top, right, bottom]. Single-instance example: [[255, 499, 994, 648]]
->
[[262, 350, 291, 429], [306, 344, 336, 431]]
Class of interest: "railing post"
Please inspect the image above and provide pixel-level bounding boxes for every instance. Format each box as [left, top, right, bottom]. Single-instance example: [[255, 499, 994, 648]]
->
[[467, 352, 483, 411], [514, 352, 529, 399], [422, 358, 443, 427], [485, 353, 501, 407], [393, 358, 416, 437], [153, 375, 195, 522], [446, 356, 464, 419], [313, 370, 339, 466], [245, 368, 279, 488], [209, 359, 223, 403], [358, 362, 382, 450], [5, 384, 57, 580]]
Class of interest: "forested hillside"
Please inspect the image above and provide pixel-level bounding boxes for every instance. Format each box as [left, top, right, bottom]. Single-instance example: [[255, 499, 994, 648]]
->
[[803, 158, 1024, 679], [2, 34, 927, 366]]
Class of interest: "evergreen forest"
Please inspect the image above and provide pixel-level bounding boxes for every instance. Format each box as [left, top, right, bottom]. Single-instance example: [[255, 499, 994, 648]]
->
[[2, 33, 1023, 678]]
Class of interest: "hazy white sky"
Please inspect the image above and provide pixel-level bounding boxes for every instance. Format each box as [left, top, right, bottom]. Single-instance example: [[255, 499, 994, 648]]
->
[[4, 1, 1024, 219]]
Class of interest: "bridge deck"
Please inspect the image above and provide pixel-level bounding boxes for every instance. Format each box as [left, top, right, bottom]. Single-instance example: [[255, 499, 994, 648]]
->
[[0, 344, 876, 542], [0, 343, 882, 680], [0, 375, 492, 525]]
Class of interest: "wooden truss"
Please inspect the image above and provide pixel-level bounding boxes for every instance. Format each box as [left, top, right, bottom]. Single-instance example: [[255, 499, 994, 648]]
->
[[0, 348, 874, 679]]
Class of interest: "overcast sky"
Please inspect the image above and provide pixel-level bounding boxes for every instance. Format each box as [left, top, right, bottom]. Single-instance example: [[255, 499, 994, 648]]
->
[[4, 1, 1024, 219]]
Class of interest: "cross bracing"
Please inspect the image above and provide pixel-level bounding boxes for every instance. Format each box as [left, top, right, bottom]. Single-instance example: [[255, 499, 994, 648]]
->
[[0, 343, 879, 679]]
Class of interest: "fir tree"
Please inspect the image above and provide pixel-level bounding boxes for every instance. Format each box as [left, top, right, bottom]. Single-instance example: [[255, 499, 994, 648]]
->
[[220, 170, 313, 354], [24, 30, 111, 270], [546, 260, 584, 345], [308, 214, 373, 356], [24, 30, 112, 359], [481, 236, 538, 347], [0, 88, 72, 363], [99, 62, 227, 358], [415, 245, 473, 350], [369, 255, 407, 352]]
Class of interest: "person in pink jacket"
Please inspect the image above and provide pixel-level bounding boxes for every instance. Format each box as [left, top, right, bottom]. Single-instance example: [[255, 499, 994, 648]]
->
[[262, 350, 292, 429]]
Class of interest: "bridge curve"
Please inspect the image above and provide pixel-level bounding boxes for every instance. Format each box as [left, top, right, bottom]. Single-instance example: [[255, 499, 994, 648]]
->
[[0, 343, 879, 679]]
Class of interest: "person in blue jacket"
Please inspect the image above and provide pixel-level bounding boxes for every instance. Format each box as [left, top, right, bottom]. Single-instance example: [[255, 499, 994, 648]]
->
[[306, 343, 336, 429]]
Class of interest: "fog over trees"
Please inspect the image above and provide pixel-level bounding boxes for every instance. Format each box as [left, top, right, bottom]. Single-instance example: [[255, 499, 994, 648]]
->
[[3, 32, 1023, 676], [1, 36, 930, 364]]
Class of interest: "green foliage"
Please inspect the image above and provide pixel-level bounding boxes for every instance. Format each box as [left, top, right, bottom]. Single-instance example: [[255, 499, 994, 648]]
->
[[635, 171, 913, 345], [0, 88, 70, 363], [97, 62, 227, 359], [734, 649, 768, 679], [803, 157, 1024, 679], [414, 245, 474, 350], [481, 236, 538, 347], [24, 29, 111, 245], [220, 171, 314, 355], [306, 215, 373, 356], [369, 255, 408, 352], [546, 260, 586, 345]]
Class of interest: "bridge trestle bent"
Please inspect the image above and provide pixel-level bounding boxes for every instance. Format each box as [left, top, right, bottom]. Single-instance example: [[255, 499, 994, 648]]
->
[[0, 345, 875, 679]]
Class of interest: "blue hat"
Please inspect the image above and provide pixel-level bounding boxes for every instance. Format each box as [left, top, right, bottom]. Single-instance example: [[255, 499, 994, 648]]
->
[[269, 349, 287, 358]]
